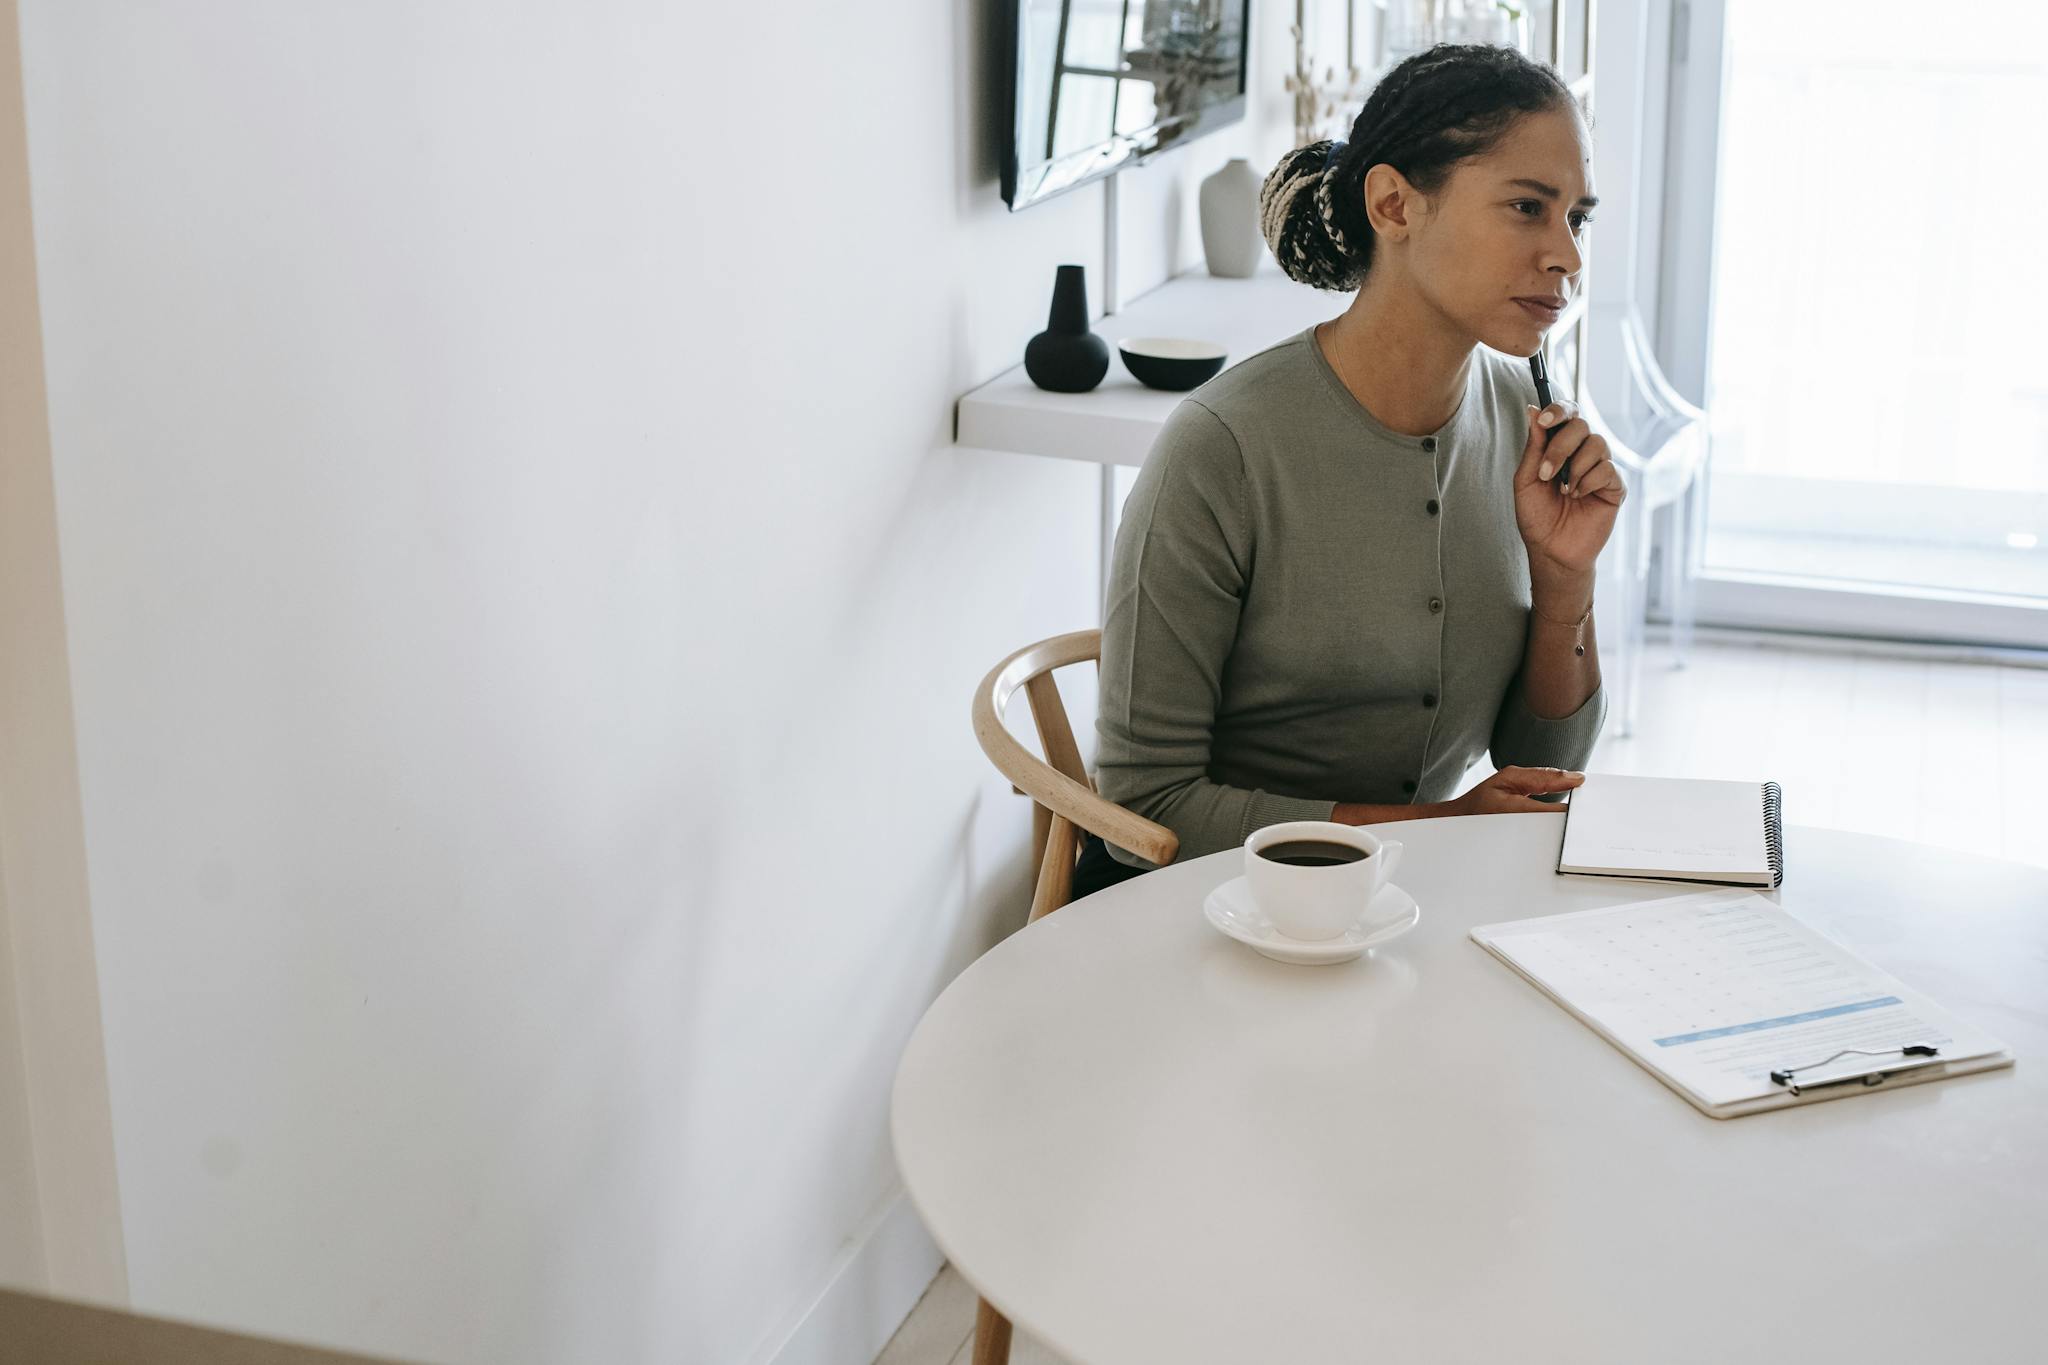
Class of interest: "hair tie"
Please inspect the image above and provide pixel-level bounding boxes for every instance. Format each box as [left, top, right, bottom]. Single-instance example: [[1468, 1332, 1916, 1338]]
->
[[1324, 139, 1348, 171]]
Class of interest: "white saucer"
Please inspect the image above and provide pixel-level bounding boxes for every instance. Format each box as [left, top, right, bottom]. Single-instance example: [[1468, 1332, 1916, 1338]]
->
[[1202, 876, 1421, 965]]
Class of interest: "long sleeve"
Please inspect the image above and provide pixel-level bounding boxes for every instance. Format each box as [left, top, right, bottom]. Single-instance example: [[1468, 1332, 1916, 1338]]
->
[[1094, 401, 1338, 869], [1488, 669, 1607, 773]]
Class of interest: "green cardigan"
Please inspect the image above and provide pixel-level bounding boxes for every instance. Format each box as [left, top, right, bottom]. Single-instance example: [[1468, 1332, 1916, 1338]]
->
[[1097, 326, 1607, 870]]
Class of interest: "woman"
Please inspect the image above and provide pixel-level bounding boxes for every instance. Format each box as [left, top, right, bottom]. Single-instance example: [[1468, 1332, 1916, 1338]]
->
[[1077, 43, 1625, 898]]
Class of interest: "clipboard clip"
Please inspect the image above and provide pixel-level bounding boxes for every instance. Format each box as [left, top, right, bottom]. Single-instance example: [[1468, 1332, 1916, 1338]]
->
[[1769, 1043, 1941, 1096]]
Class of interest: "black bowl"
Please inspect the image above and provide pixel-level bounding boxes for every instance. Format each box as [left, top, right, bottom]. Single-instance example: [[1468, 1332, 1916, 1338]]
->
[[1118, 337, 1228, 392]]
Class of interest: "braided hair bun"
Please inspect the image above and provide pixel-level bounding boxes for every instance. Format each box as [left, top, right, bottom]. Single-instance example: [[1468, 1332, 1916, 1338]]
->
[[1259, 140, 1363, 292], [1258, 43, 1579, 292]]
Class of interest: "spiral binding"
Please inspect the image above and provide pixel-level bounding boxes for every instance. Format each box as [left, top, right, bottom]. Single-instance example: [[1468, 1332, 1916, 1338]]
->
[[1762, 781, 1785, 887]]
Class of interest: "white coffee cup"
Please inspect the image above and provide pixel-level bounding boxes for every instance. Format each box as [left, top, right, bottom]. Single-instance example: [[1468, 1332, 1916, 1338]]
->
[[1243, 820, 1406, 941]]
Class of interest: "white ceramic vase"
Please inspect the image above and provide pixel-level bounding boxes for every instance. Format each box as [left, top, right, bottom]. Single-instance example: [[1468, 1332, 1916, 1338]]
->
[[1198, 157, 1263, 279]]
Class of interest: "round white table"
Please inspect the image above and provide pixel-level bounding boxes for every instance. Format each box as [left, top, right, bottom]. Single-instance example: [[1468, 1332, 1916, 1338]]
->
[[892, 814, 2047, 1365]]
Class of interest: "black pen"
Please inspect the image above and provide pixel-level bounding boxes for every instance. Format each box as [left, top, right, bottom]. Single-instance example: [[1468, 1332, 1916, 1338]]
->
[[1528, 351, 1569, 492]]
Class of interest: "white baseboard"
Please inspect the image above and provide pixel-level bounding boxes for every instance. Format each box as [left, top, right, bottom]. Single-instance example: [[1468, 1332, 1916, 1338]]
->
[[754, 1187, 944, 1365]]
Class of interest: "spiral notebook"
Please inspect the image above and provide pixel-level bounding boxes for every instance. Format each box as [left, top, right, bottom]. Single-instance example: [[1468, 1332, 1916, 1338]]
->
[[1558, 774, 1784, 887]]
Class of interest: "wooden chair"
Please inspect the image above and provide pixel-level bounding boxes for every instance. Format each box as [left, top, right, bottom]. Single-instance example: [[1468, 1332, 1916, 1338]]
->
[[964, 628, 1178, 1364]]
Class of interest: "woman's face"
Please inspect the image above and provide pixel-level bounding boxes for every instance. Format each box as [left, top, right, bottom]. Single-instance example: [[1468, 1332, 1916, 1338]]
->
[[1396, 107, 1597, 358]]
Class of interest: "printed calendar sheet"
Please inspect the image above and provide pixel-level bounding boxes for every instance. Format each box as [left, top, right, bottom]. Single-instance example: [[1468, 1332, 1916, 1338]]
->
[[1472, 890, 2012, 1115]]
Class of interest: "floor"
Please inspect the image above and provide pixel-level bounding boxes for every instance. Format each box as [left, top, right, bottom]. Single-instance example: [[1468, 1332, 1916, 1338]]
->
[[874, 634, 2048, 1365], [872, 1265, 1061, 1365], [1586, 632, 2047, 870]]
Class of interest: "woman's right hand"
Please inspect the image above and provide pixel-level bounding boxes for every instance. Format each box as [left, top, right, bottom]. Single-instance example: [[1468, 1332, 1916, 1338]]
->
[[1441, 766, 1585, 815]]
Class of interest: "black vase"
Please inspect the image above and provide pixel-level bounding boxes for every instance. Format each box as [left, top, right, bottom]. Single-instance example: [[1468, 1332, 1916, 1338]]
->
[[1024, 264, 1110, 393]]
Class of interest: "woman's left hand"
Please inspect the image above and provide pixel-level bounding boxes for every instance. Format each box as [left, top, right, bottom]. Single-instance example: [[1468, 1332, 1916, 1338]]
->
[[1513, 401, 1627, 575]]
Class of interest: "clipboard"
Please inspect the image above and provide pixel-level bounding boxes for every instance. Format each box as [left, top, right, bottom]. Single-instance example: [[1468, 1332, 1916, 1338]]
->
[[1471, 889, 2014, 1119]]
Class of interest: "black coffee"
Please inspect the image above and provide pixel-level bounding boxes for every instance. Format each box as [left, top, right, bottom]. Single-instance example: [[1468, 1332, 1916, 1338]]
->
[[1257, 840, 1369, 867]]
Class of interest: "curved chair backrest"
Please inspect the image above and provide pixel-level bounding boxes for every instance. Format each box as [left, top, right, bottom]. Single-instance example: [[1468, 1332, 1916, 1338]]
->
[[1581, 302, 1714, 742], [1618, 305, 1706, 431], [971, 630, 1178, 923], [1577, 304, 1711, 511]]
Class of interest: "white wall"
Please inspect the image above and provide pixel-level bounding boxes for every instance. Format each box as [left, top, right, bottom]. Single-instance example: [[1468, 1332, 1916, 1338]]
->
[[12, 2, 1300, 1362]]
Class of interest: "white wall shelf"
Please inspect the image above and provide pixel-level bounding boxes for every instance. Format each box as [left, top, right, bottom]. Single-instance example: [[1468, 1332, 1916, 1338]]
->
[[955, 263, 1591, 468], [954, 265, 1341, 467]]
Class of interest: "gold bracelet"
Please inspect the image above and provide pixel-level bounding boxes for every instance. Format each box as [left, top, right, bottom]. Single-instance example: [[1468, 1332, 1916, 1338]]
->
[[1531, 598, 1592, 656], [1531, 598, 1593, 627]]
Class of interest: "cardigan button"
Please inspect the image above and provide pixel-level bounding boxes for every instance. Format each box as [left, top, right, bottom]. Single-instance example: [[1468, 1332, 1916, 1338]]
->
[[1428, 596, 1444, 613], [1402, 779, 1417, 795], [1426, 498, 1440, 516], [1421, 437, 1438, 452], [1422, 693, 1438, 708]]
